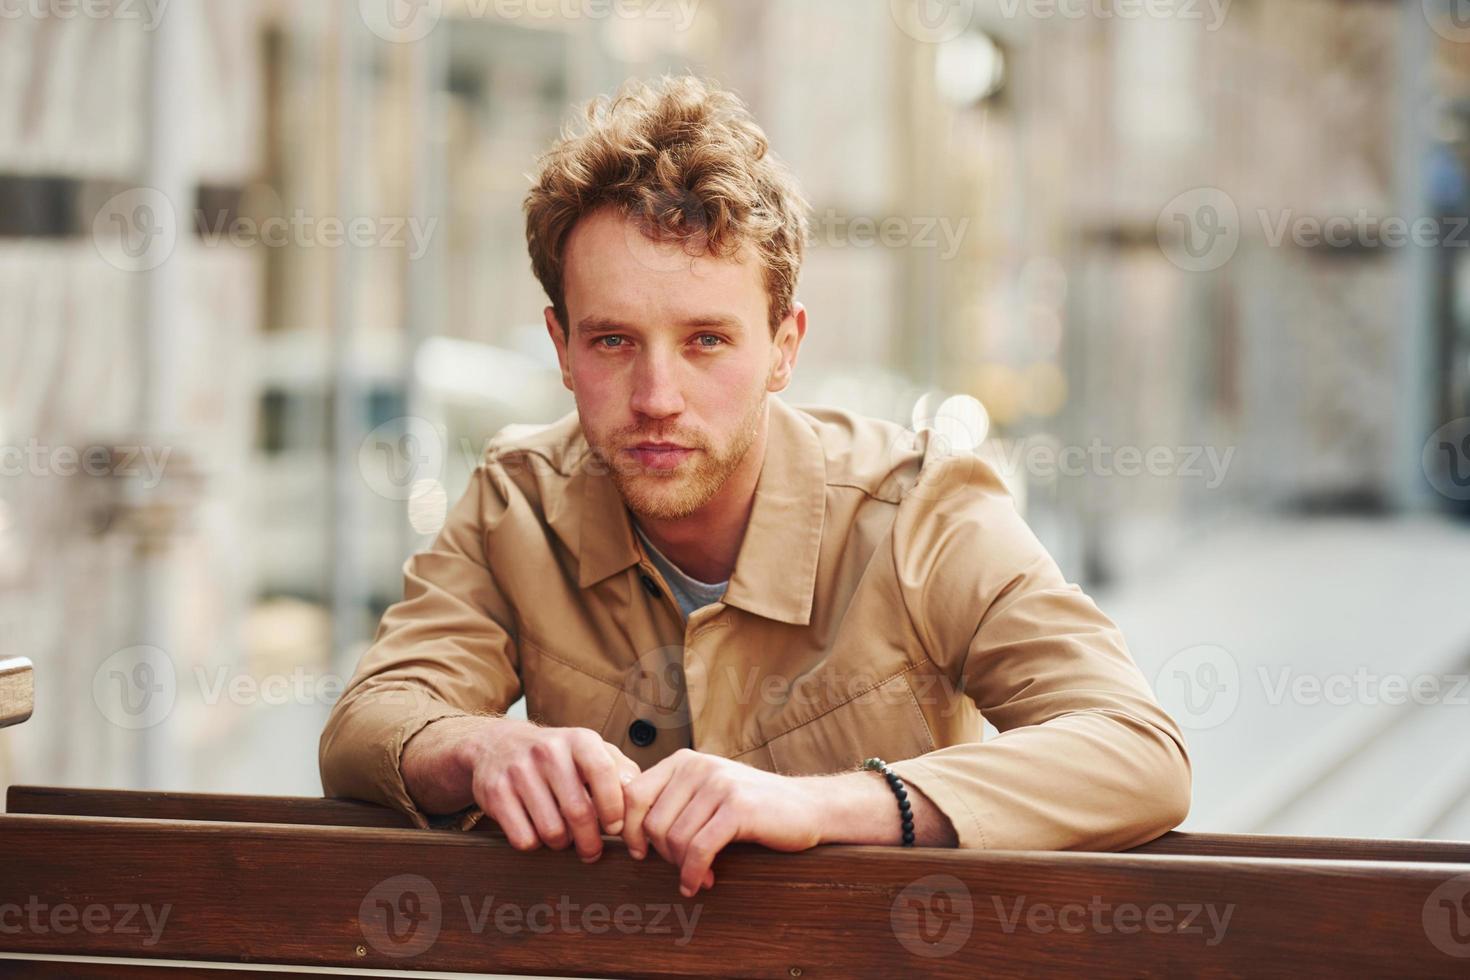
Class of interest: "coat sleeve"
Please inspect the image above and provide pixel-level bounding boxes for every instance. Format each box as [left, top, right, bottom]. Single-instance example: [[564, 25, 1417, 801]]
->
[[885, 453, 1192, 851], [318, 459, 523, 829]]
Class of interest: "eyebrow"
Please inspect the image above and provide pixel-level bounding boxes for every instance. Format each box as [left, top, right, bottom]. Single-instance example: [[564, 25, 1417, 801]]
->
[[574, 314, 745, 336]]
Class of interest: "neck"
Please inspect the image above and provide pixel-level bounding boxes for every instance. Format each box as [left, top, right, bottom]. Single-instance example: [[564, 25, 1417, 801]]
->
[[633, 413, 768, 584]]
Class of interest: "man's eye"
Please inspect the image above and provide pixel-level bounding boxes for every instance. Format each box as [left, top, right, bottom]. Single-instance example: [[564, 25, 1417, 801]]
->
[[596, 336, 626, 349], [695, 334, 724, 348]]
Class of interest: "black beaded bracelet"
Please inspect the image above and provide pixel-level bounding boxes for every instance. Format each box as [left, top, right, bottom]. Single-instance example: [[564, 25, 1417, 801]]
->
[[860, 757, 916, 846]]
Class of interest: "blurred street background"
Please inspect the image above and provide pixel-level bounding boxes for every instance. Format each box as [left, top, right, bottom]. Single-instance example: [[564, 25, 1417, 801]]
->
[[2, 0, 1469, 841]]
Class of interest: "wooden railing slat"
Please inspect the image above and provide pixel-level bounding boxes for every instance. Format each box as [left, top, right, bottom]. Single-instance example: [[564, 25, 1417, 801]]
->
[[1128, 829, 1470, 863], [0, 959, 340, 978], [10, 784, 1470, 864], [6, 785, 434, 830], [0, 813, 1467, 978]]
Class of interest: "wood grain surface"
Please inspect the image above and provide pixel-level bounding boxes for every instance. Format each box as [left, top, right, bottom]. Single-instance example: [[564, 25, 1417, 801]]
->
[[0, 810, 1467, 978]]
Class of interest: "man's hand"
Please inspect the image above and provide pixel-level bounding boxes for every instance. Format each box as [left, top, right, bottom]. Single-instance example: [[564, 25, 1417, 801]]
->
[[404, 716, 641, 862], [465, 720, 643, 861], [619, 749, 829, 898]]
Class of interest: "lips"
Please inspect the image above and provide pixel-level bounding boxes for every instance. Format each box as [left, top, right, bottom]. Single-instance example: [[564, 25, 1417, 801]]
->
[[625, 444, 696, 471]]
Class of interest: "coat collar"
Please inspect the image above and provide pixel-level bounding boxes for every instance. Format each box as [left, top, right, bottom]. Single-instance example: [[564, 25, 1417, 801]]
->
[[572, 395, 827, 626]]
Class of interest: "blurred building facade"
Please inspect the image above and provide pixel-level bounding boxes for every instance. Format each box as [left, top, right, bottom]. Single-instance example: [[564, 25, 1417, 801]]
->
[[1, 0, 1467, 837]]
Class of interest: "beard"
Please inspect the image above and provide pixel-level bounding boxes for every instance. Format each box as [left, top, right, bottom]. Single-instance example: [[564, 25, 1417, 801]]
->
[[589, 386, 767, 522]]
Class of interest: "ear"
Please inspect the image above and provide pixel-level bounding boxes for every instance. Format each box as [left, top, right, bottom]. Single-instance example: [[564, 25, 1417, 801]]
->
[[544, 306, 574, 392], [767, 301, 807, 393]]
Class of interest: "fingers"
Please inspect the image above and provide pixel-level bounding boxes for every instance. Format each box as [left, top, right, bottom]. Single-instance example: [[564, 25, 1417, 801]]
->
[[621, 759, 677, 862], [468, 725, 647, 858], [567, 736, 632, 837], [663, 788, 720, 870], [639, 766, 702, 867], [604, 740, 642, 777], [509, 759, 572, 851], [538, 741, 606, 862], [478, 735, 738, 899], [679, 811, 736, 898], [475, 774, 540, 851]]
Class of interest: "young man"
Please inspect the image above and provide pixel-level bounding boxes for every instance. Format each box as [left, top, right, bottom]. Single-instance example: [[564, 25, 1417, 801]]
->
[[319, 75, 1191, 899]]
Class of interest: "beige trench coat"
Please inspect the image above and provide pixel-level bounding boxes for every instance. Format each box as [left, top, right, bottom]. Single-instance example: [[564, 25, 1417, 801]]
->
[[319, 395, 1192, 850]]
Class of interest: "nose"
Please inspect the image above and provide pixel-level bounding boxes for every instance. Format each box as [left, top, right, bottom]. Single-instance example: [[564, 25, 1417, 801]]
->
[[628, 346, 685, 421]]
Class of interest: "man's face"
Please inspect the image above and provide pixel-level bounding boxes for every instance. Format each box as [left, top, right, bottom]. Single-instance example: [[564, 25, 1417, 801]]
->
[[546, 207, 802, 521]]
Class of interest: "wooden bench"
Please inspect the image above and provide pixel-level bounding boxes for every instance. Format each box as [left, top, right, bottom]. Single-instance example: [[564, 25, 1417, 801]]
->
[[2, 784, 1470, 977], [10, 783, 1470, 863], [3, 666, 1469, 977]]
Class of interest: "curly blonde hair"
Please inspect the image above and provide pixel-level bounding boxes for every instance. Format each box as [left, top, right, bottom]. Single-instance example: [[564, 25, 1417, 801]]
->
[[524, 75, 810, 336]]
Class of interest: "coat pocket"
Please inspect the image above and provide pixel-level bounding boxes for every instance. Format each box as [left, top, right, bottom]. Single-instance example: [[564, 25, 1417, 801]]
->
[[763, 670, 936, 775], [518, 635, 623, 733], [520, 635, 692, 767]]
